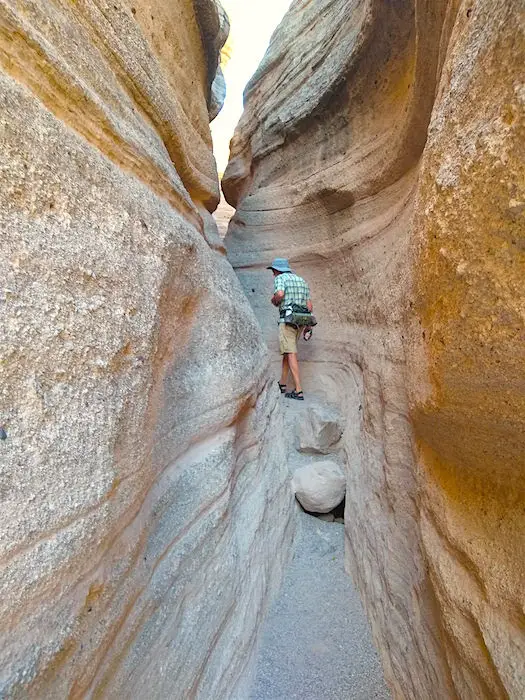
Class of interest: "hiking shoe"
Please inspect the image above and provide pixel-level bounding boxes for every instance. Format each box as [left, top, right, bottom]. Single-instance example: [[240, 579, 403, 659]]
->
[[285, 390, 304, 401]]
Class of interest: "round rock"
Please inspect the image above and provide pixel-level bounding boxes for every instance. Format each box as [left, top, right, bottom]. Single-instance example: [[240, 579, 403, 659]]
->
[[292, 461, 346, 513]]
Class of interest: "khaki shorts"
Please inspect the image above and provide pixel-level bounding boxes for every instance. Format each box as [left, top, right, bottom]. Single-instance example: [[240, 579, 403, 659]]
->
[[279, 323, 301, 355]]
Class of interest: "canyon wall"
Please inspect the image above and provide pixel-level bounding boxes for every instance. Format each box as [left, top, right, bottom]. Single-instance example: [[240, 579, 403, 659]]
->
[[224, 0, 525, 698], [0, 1, 293, 696]]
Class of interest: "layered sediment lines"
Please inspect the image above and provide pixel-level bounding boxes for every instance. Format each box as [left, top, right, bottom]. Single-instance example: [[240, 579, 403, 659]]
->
[[0, 1, 293, 696], [224, 0, 525, 697]]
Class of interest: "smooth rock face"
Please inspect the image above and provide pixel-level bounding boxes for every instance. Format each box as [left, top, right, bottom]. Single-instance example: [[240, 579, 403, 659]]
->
[[224, 0, 524, 697], [292, 461, 346, 513], [0, 1, 294, 697]]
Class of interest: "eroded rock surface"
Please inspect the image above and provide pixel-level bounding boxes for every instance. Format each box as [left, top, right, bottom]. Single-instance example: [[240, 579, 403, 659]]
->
[[224, 0, 525, 697], [0, 1, 294, 696]]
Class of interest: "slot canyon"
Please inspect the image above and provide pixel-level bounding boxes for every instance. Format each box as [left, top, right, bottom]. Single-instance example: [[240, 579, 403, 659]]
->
[[0, 0, 523, 698]]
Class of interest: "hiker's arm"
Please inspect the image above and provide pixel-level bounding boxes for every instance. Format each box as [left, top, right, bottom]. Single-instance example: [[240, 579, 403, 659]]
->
[[271, 290, 285, 306], [306, 283, 313, 312], [271, 276, 285, 306]]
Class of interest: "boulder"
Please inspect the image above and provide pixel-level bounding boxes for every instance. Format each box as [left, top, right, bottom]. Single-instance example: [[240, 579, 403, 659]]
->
[[296, 404, 343, 454], [292, 462, 346, 514]]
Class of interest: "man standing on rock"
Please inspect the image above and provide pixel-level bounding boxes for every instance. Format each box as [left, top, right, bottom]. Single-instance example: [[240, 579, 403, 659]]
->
[[268, 258, 313, 401]]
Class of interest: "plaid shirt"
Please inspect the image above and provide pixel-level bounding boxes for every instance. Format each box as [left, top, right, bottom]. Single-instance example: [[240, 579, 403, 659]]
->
[[274, 272, 311, 322]]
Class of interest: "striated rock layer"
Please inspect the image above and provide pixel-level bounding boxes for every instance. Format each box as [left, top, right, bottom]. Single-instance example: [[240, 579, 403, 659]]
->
[[0, 1, 294, 696], [224, 0, 525, 697]]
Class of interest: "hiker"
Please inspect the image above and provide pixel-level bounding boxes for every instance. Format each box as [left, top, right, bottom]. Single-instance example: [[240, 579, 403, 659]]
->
[[267, 258, 315, 401]]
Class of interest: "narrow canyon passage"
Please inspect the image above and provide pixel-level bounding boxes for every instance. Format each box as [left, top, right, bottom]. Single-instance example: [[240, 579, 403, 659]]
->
[[214, 194, 389, 697], [250, 510, 388, 700], [1, 0, 523, 697], [245, 399, 390, 700]]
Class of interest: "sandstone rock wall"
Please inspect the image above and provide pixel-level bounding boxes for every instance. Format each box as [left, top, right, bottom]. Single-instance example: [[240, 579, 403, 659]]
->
[[0, 1, 294, 696], [224, 0, 525, 697]]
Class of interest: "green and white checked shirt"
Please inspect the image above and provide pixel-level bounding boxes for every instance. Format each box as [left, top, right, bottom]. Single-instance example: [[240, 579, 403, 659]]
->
[[274, 272, 311, 323]]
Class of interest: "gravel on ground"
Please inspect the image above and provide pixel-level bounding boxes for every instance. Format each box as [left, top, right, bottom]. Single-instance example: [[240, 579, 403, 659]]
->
[[248, 510, 390, 700]]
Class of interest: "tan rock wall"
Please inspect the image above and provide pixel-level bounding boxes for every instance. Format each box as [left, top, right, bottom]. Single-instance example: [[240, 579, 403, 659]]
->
[[409, 3, 525, 696], [224, 0, 524, 697], [0, 1, 293, 696]]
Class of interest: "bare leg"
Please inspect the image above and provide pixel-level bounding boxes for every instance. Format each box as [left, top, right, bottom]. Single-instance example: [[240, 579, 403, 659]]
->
[[280, 354, 289, 386], [287, 353, 302, 393]]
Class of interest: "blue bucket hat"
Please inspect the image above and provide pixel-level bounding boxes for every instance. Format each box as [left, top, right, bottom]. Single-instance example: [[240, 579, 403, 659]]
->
[[267, 257, 292, 273]]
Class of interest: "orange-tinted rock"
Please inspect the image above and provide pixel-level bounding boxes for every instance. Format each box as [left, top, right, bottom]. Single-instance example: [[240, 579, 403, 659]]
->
[[224, 0, 524, 697], [408, 4, 525, 696]]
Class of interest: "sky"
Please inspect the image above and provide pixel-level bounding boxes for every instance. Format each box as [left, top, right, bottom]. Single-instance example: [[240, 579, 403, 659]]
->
[[211, 0, 293, 174]]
